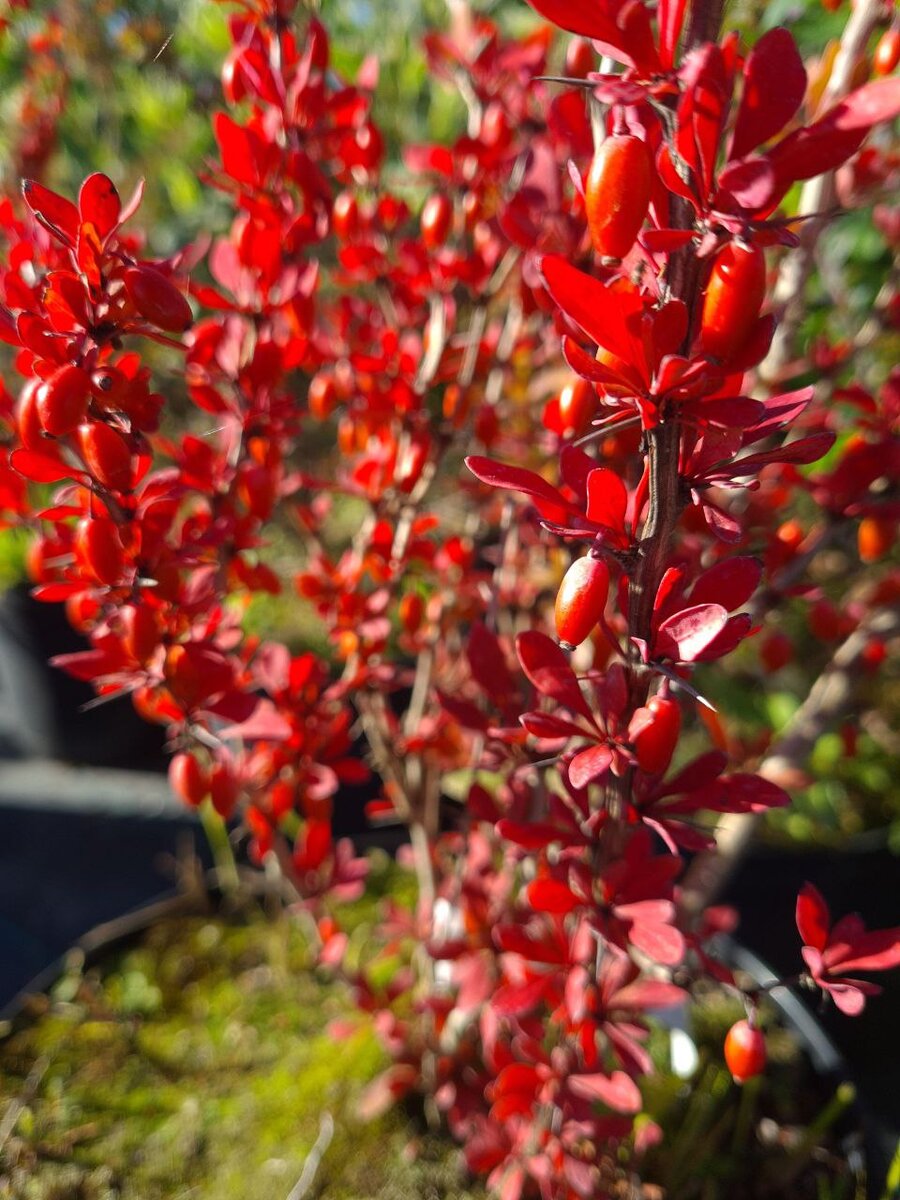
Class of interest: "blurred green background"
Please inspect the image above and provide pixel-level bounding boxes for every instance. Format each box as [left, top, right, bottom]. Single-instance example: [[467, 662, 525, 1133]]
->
[[0, 0, 896, 851]]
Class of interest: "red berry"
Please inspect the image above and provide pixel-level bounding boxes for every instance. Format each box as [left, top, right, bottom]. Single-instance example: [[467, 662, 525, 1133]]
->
[[874, 28, 900, 77], [332, 192, 359, 240], [65, 590, 101, 632], [73, 516, 126, 586], [76, 421, 133, 491], [630, 696, 681, 775], [858, 515, 894, 562], [421, 193, 453, 250], [221, 48, 248, 105], [399, 592, 424, 634], [724, 1019, 766, 1083], [555, 555, 610, 649], [169, 752, 209, 807], [123, 266, 193, 333], [557, 378, 599, 436], [760, 630, 793, 672], [585, 135, 653, 261], [699, 243, 766, 361], [36, 364, 90, 436], [210, 762, 239, 818], [308, 371, 337, 419], [565, 36, 594, 79]]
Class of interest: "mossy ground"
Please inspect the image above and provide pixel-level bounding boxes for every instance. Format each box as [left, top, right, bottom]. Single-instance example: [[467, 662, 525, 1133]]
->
[[0, 863, 867, 1200], [0, 904, 484, 1200]]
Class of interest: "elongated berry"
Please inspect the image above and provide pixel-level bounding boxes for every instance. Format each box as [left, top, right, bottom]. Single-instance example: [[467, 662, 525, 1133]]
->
[[555, 554, 609, 649], [858, 515, 894, 562], [631, 696, 681, 774], [169, 752, 209, 807], [874, 28, 900, 76], [699, 243, 766, 361], [421, 193, 453, 249], [585, 135, 653, 261], [558, 378, 598, 436]]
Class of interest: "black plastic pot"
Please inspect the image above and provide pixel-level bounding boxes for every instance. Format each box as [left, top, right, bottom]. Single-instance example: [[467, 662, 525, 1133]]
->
[[0, 583, 166, 767], [723, 839, 900, 1195]]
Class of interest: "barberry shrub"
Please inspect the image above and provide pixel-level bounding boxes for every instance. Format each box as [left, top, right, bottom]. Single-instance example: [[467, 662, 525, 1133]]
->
[[1, 0, 899, 1196]]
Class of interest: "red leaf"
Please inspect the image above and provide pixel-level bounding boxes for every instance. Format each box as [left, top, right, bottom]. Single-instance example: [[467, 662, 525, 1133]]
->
[[568, 1069, 642, 1113], [516, 631, 599, 725], [659, 750, 728, 797], [832, 929, 900, 973], [497, 818, 570, 849], [568, 743, 613, 790], [540, 255, 645, 368], [78, 173, 121, 240], [520, 711, 590, 740], [717, 156, 778, 210], [218, 699, 292, 741], [767, 123, 866, 189], [697, 396, 764, 427], [744, 386, 814, 442], [689, 556, 761, 611], [722, 432, 836, 477], [465, 455, 569, 511], [357, 1064, 418, 1120], [731, 29, 807, 161], [827, 76, 900, 132], [621, 909, 685, 965], [655, 603, 729, 662], [697, 772, 790, 812], [524, 0, 621, 44], [31, 582, 85, 602], [467, 622, 514, 701], [828, 983, 868, 1016], [612, 980, 686, 1010], [492, 976, 550, 1015], [525, 878, 580, 915], [693, 612, 753, 662], [585, 467, 628, 532], [214, 112, 267, 187], [22, 179, 79, 245], [10, 449, 79, 484], [658, 0, 688, 70]]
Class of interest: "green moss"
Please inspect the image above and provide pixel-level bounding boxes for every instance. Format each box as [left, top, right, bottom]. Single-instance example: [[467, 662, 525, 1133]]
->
[[0, 909, 483, 1200]]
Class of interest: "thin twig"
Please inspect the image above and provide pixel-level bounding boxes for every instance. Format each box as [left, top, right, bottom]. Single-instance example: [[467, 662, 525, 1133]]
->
[[680, 604, 900, 914], [0, 1057, 49, 1154], [285, 1112, 334, 1200]]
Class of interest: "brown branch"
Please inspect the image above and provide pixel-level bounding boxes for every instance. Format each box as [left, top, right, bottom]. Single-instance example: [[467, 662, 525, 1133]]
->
[[760, 0, 885, 385]]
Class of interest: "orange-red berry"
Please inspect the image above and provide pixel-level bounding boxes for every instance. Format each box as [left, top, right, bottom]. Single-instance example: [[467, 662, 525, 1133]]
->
[[555, 554, 610, 649], [724, 1019, 766, 1084], [585, 135, 653, 261]]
